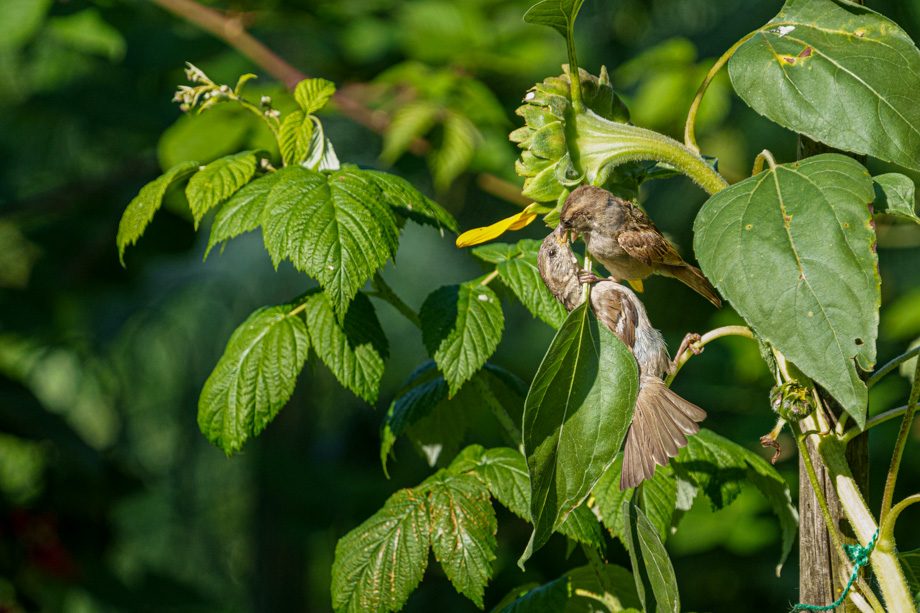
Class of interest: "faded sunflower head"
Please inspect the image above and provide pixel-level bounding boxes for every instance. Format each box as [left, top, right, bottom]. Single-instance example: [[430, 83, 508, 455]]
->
[[510, 65, 631, 205]]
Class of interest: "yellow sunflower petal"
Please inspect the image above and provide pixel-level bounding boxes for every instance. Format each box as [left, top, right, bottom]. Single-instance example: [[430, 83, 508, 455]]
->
[[627, 279, 644, 293], [455, 209, 539, 248], [507, 212, 538, 231]]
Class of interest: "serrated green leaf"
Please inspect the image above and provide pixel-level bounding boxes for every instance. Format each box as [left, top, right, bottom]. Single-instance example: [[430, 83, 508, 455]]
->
[[498, 258, 567, 329], [622, 501, 679, 613], [448, 445, 601, 547], [420, 471, 497, 607], [429, 112, 477, 191], [523, 0, 584, 40], [295, 78, 336, 114], [450, 445, 530, 519], [382, 366, 449, 473], [640, 463, 677, 543], [557, 503, 604, 549], [593, 455, 677, 546], [381, 100, 440, 164], [303, 291, 388, 404], [361, 169, 459, 233], [728, 0, 920, 171], [472, 239, 544, 265], [565, 564, 642, 612], [382, 363, 486, 473], [490, 583, 543, 613], [520, 303, 639, 566], [116, 161, 199, 265], [197, 304, 309, 454], [694, 154, 878, 426], [482, 363, 529, 398], [261, 167, 399, 314], [874, 173, 919, 224], [673, 429, 798, 574], [186, 150, 261, 229], [420, 283, 504, 397], [331, 489, 429, 613], [497, 576, 570, 613], [593, 454, 631, 546], [279, 110, 314, 166], [206, 168, 296, 258], [472, 242, 522, 264]]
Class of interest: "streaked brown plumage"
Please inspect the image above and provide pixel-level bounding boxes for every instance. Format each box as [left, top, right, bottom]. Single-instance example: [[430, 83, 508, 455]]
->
[[559, 185, 722, 308], [537, 229, 706, 489]]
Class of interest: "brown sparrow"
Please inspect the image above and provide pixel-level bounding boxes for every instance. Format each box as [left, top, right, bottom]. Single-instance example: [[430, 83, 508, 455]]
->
[[538, 229, 707, 489], [559, 185, 721, 308]]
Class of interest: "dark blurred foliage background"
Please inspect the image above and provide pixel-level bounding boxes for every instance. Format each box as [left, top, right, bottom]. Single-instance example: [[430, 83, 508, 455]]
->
[[1, 0, 920, 611]]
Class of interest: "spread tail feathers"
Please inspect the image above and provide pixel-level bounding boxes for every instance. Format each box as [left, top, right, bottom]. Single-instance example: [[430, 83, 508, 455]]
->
[[663, 264, 722, 308], [620, 376, 707, 490]]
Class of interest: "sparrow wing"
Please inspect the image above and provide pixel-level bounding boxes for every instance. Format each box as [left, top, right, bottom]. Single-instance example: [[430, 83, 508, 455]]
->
[[617, 207, 685, 266], [591, 284, 638, 348], [617, 226, 685, 266]]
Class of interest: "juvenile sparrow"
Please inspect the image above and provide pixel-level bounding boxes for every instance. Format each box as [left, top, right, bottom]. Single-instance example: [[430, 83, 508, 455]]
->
[[538, 229, 707, 489], [559, 185, 722, 308]]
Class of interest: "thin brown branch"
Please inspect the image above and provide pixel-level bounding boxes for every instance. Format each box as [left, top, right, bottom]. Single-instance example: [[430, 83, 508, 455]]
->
[[149, 0, 519, 202], [151, 0, 306, 89]]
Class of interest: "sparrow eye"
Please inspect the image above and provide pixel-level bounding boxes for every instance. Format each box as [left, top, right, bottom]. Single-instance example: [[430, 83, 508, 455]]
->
[[548, 249, 556, 257]]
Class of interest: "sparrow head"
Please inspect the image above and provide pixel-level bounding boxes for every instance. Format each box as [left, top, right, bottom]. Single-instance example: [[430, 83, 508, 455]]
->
[[538, 228, 579, 297], [560, 185, 629, 232]]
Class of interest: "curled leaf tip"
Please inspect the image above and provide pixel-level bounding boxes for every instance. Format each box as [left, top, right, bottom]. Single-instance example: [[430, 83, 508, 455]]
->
[[455, 208, 539, 248]]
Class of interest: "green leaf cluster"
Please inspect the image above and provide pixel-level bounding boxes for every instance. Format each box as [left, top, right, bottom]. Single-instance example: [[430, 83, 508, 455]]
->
[[334, 444, 619, 613], [198, 290, 389, 454], [376, 62, 509, 191]]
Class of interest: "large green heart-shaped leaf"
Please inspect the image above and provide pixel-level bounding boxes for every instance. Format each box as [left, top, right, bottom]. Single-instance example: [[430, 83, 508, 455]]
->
[[729, 0, 920, 171], [694, 154, 878, 426], [520, 302, 639, 566], [197, 304, 309, 454], [261, 167, 399, 315]]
